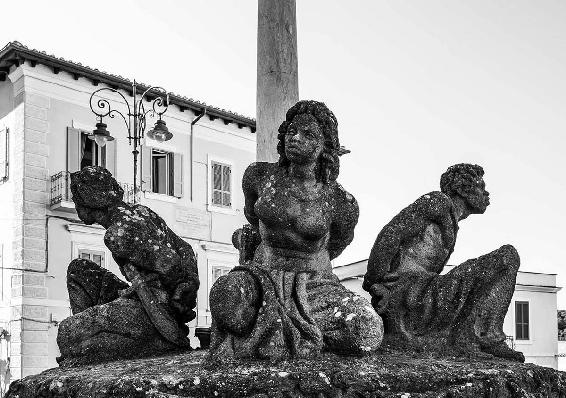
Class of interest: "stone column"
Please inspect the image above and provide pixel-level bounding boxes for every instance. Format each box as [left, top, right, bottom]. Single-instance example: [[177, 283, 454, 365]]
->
[[256, 0, 299, 162]]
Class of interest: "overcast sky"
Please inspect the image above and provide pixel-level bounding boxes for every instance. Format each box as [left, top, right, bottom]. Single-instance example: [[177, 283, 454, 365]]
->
[[2, 1, 565, 305]]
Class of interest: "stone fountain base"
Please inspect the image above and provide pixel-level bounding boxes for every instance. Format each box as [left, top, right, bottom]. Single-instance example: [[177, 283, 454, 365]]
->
[[6, 349, 566, 397]]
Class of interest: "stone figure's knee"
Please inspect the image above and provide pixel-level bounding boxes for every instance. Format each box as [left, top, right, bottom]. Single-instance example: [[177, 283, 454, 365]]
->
[[210, 271, 260, 336], [67, 258, 100, 279], [497, 244, 520, 271], [337, 296, 383, 354]]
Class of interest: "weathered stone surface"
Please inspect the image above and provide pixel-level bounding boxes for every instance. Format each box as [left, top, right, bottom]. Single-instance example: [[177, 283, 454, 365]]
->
[[210, 101, 382, 361], [57, 166, 199, 366], [7, 350, 566, 397], [364, 164, 524, 362]]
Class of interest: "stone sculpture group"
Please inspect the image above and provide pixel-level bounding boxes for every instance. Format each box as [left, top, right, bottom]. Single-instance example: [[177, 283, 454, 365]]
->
[[57, 100, 524, 367]]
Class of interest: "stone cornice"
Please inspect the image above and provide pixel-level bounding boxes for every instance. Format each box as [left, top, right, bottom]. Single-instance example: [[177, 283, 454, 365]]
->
[[515, 284, 562, 293], [65, 223, 105, 236]]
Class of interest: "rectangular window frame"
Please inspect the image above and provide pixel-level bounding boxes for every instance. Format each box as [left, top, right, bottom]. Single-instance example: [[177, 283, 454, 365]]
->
[[206, 262, 233, 311], [77, 248, 106, 268], [515, 301, 530, 341], [208, 156, 234, 213], [80, 131, 107, 170], [151, 148, 172, 196]]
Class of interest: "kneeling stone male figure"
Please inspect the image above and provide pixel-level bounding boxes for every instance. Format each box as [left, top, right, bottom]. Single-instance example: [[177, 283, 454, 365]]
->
[[364, 163, 524, 362]]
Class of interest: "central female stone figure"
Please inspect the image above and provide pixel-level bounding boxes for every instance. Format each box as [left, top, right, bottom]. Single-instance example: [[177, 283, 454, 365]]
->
[[209, 100, 382, 360]]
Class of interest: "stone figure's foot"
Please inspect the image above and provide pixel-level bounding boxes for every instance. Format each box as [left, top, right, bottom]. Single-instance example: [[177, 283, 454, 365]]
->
[[480, 341, 525, 363], [210, 271, 260, 336]]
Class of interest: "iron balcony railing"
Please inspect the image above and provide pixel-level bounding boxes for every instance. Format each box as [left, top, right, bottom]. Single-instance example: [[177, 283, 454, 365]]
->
[[50, 171, 71, 206], [50, 171, 139, 207], [505, 335, 515, 350], [120, 182, 140, 204]]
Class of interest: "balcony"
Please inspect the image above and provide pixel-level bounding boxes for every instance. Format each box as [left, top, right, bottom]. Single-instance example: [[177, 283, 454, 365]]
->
[[505, 335, 515, 350], [50, 171, 139, 212]]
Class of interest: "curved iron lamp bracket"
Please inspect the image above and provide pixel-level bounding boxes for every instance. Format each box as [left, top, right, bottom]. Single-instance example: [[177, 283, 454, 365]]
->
[[89, 87, 131, 132], [138, 86, 169, 119]]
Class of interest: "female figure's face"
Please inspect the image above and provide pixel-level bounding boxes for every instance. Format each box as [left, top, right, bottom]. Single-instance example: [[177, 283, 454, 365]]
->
[[284, 114, 324, 165]]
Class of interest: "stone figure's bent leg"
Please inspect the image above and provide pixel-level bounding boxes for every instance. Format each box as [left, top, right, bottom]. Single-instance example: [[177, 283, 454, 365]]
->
[[473, 245, 520, 344], [308, 278, 383, 355], [209, 270, 260, 336], [442, 245, 519, 344], [57, 298, 173, 363], [67, 259, 128, 315], [419, 244, 523, 361]]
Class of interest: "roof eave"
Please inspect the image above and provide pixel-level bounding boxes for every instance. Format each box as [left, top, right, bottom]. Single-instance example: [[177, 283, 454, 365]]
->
[[0, 42, 256, 131]]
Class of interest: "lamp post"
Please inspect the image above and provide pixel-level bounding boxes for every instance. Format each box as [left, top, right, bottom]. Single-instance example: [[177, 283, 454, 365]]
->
[[89, 80, 172, 203]]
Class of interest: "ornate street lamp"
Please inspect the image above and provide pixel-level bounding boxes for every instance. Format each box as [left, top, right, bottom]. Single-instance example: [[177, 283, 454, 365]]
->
[[89, 80, 171, 203]]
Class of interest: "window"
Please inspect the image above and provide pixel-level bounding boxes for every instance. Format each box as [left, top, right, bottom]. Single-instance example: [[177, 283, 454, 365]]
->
[[515, 301, 529, 340], [212, 266, 231, 284], [141, 146, 183, 197], [67, 127, 115, 175], [211, 161, 231, 207], [0, 128, 8, 183], [77, 249, 105, 268], [151, 149, 172, 195], [80, 132, 106, 170]]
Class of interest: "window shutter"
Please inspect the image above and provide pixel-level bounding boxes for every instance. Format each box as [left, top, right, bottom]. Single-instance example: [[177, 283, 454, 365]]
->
[[141, 146, 152, 192], [173, 152, 183, 198], [0, 128, 8, 181], [105, 140, 116, 176], [66, 127, 81, 173], [212, 163, 222, 205], [222, 165, 231, 206]]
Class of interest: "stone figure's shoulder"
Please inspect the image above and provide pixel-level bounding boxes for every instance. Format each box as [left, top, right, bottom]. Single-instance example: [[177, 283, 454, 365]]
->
[[414, 191, 453, 214], [243, 162, 278, 188], [408, 191, 453, 217], [331, 182, 358, 209], [380, 192, 451, 233]]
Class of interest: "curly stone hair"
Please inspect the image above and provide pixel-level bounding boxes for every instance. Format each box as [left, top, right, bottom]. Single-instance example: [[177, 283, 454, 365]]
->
[[277, 100, 340, 184], [70, 166, 124, 209], [440, 163, 485, 197]]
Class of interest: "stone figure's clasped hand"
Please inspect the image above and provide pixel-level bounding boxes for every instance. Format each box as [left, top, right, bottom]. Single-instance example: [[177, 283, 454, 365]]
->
[[171, 281, 198, 322], [233, 224, 262, 264], [368, 272, 400, 314]]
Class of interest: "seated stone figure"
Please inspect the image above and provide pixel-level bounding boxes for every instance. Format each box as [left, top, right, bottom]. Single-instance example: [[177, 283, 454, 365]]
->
[[57, 166, 199, 364], [363, 164, 524, 361], [209, 100, 383, 361]]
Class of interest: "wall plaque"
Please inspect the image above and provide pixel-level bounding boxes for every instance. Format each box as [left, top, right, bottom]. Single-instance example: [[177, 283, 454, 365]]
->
[[175, 206, 211, 240]]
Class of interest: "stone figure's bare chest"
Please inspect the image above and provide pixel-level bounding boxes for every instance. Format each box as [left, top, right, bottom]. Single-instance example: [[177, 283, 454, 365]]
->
[[254, 179, 331, 238]]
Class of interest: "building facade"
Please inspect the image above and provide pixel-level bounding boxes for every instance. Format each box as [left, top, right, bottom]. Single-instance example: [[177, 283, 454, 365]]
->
[[0, 42, 256, 380], [335, 260, 561, 369]]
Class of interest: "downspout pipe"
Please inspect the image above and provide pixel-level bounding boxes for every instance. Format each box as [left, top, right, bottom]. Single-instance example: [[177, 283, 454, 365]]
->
[[190, 108, 207, 202]]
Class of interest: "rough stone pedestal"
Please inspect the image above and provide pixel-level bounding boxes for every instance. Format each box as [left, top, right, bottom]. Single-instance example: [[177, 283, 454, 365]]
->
[[7, 350, 566, 397]]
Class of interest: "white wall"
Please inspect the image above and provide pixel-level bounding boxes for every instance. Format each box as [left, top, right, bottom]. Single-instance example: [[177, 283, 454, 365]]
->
[[502, 272, 559, 369]]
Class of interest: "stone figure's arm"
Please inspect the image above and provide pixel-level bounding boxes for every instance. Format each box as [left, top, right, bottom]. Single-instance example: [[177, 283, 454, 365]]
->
[[364, 218, 416, 289], [166, 231, 199, 322], [242, 162, 262, 228], [328, 184, 359, 260], [104, 221, 182, 285], [168, 230, 199, 283], [419, 192, 456, 253]]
